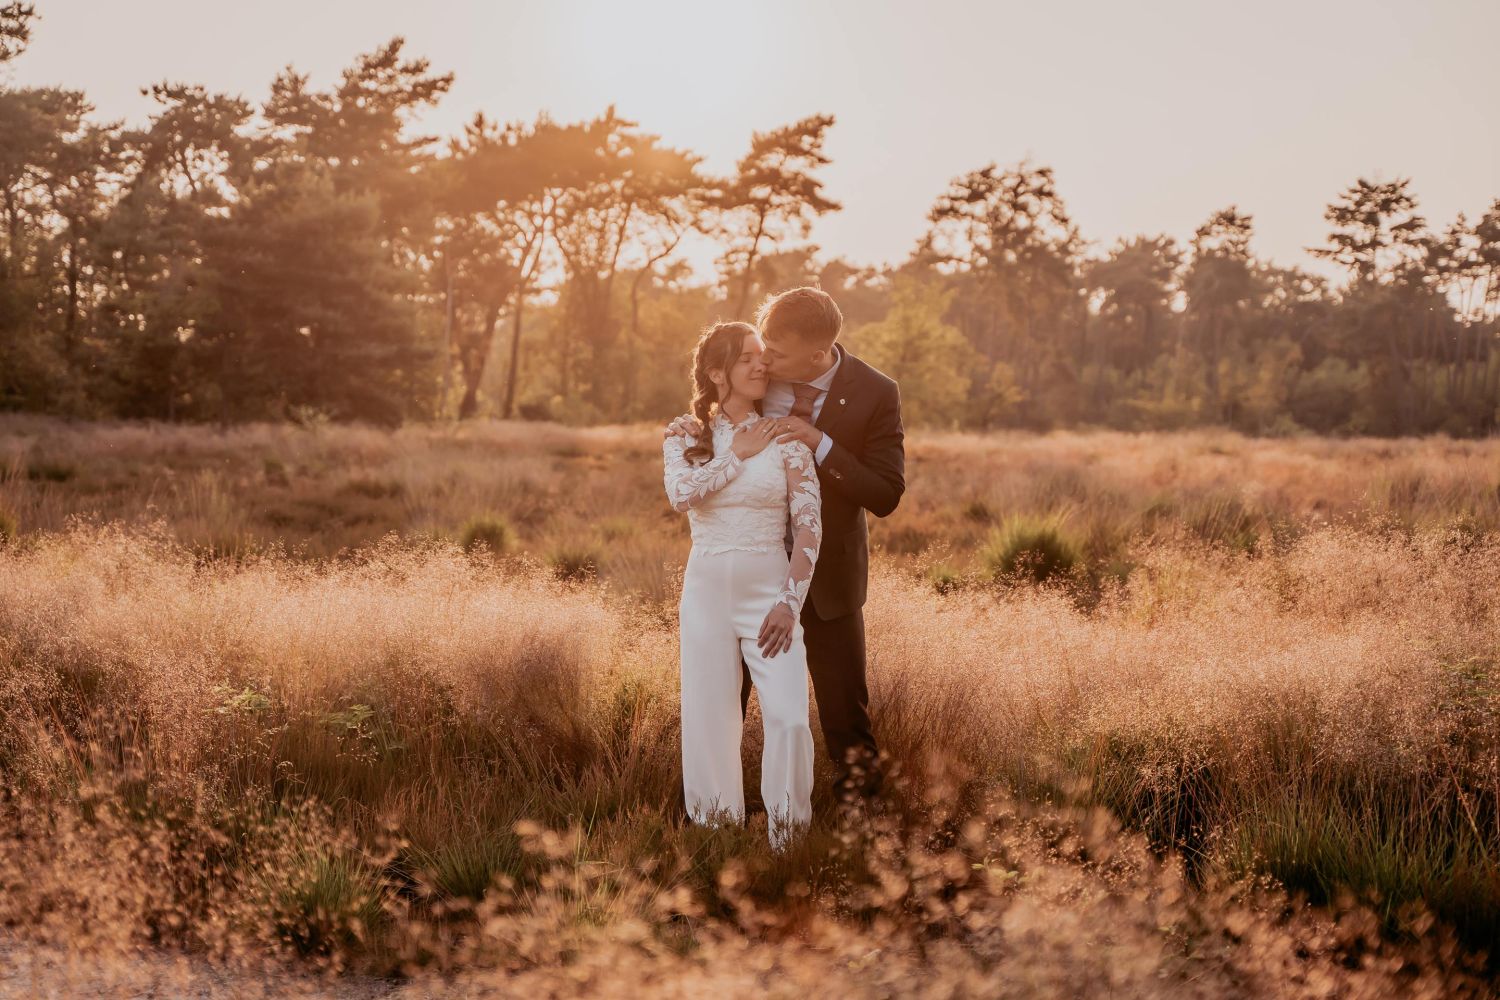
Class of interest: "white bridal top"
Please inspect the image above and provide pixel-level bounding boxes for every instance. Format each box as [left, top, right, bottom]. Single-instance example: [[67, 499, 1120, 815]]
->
[[662, 410, 823, 615]]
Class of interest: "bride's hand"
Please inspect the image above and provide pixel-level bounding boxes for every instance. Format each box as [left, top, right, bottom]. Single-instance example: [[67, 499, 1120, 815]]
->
[[757, 601, 796, 657], [731, 420, 776, 460]]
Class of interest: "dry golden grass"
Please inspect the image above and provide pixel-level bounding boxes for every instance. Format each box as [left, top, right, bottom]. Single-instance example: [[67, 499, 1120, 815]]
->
[[4, 415, 1498, 590], [1, 415, 1498, 996]]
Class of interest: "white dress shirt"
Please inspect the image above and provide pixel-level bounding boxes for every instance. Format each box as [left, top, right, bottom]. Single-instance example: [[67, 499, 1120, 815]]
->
[[761, 344, 843, 465]]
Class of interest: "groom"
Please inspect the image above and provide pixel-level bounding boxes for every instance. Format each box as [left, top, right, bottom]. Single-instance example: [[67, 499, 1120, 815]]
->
[[669, 286, 906, 806]]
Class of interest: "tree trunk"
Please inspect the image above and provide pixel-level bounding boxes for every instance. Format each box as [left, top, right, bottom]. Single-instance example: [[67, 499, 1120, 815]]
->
[[440, 255, 454, 418], [0, 190, 17, 280], [626, 269, 646, 415], [61, 235, 82, 368], [732, 208, 769, 320], [501, 290, 526, 419], [458, 299, 503, 420]]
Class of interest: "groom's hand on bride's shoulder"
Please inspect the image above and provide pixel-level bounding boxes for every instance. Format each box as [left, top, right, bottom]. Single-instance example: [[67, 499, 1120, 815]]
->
[[773, 416, 821, 450], [663, 412, 701, 440]]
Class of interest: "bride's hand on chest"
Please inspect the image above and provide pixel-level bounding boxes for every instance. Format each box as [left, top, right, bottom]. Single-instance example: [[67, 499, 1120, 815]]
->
[[730, 420, 777, 460]]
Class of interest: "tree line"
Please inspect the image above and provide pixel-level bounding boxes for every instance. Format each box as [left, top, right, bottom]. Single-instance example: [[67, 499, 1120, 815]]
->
[[2, 9, 1497, 434]]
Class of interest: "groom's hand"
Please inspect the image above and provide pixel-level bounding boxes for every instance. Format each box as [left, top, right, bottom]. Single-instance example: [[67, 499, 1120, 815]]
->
[[663, 412, 701, 440], [757, 602, 796, 658], [773, 416, 822, 451]]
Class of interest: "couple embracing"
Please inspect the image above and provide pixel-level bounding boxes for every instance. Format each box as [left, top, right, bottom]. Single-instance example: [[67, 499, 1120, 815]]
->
[[661, 286, 905, 850]]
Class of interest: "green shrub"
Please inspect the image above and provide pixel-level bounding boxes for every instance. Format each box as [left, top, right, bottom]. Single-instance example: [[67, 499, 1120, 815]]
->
[[1437, 514, 1486, 553], [550, 546, 600, 581], [926, 563, 963, 595], [408, 834, 528, 902], [266, 849, 386, 958], [460, 514, 516, 556], [981, 513, 1081, 585], [1186, 494, 1260, 553], [963, 498, 995, 523]]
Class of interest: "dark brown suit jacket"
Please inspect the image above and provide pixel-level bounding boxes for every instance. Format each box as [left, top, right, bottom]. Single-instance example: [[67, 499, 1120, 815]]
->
[[805, 345, 905, 621]]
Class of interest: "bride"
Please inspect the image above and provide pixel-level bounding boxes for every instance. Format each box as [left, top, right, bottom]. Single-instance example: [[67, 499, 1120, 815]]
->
[[662, 320, 822, 851]]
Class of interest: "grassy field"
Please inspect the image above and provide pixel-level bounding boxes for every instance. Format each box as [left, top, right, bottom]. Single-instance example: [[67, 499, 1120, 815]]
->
[[1, 415, 1498, 997]]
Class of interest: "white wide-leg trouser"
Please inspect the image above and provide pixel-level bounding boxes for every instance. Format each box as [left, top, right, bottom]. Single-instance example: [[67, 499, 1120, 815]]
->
[[679, 546, 814, 850]]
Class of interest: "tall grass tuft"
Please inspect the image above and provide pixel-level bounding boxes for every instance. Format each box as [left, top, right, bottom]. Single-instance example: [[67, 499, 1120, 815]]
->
[[1184, 492, 1261, 552], [550, 545, 601, 581], [981, 511, 1082, 584], [459, 513, 516, 556]]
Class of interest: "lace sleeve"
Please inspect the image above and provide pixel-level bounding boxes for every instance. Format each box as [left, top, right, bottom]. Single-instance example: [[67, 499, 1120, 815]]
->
[[777, 440, 822, 614], [663, 433, 744, 512]]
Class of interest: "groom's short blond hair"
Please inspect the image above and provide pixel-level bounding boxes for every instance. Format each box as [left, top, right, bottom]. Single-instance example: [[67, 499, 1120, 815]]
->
[[756, 286, 842, 350]]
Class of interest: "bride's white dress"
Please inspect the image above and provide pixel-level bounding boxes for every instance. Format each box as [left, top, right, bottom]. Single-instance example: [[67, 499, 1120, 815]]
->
[[662, 410, 822, 849]]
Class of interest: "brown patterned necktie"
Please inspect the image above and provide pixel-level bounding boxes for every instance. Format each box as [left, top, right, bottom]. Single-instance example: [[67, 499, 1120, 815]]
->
[[790, 381, 820, 421]]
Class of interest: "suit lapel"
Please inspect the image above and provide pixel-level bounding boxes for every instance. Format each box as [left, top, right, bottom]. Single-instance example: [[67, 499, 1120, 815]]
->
[[814, 345, 858, 439]]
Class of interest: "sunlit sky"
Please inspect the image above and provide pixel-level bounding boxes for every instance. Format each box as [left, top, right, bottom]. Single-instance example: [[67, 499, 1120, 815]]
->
[[11, 0, 1500, 283]]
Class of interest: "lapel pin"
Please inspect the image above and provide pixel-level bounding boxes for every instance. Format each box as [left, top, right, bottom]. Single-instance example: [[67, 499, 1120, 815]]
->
[[839, 398, 846, 405]]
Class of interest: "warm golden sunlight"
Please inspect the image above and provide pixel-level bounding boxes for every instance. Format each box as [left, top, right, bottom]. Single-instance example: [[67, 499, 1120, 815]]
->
[[2, 2, 1499, 997]]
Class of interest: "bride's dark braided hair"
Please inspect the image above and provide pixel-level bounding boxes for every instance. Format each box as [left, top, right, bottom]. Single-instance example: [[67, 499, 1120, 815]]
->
[[683, 321, 759, 465]]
